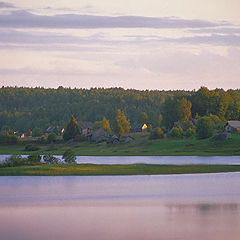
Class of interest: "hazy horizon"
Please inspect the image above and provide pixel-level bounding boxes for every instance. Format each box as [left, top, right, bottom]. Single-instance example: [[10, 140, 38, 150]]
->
[[1, 85, 240, 92], [0, 0, 240, 90]]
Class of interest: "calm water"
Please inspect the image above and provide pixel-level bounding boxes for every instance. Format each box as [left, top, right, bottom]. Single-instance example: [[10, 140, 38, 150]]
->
[[0, 173, 240, 240], [1, 155, 240, 165]]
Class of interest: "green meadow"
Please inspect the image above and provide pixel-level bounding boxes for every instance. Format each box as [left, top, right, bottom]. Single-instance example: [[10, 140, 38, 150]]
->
[[0, 133, 240, 156], [1, 164, 240, 176]]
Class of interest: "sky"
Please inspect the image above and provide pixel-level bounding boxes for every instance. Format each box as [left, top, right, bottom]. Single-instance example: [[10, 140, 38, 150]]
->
[[0, 0, 240, 90]]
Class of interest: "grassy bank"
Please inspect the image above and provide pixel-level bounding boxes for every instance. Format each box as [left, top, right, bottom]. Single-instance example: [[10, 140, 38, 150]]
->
[[0, 133, 240, 156], [0, 164, 240, 176]]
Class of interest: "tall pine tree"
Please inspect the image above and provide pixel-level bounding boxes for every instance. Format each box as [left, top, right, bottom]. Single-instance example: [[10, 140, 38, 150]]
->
[[63, 115, 80, 141]]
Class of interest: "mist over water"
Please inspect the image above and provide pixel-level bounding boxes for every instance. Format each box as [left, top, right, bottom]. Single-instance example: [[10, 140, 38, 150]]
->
[[0, 173, 240, 240]]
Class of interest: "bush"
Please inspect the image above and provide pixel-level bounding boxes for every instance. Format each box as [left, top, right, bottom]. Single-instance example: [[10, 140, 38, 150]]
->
[[179, 120, 194, 131], [183, 128, 195, 138], [1, 155, 27, 167], [147, 124, 152, 132], [169, 127, 183, 138], [43, 155, 59, 164], [196, 116, 213, 139], [63, 149, 76, 163], [0, 154, 42, 168], [36, 136, 47, 144], [149, 127, 164, 139], [74, 134, 86, 142], [25, 144, 40, 151], [0, 134, 18, 144], [32, 128, 43, 137], [47, 133, 57, 143], [208, 114, 221, 124], [27, 154, 41, 164]]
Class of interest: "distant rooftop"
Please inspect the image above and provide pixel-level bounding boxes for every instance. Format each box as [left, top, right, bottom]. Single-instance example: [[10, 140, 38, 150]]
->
[[227, 121, 240, 128]]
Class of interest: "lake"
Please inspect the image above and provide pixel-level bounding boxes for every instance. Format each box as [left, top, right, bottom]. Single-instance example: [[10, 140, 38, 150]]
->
[[0, 173, 240, 240], [1, 155, 240, 165]]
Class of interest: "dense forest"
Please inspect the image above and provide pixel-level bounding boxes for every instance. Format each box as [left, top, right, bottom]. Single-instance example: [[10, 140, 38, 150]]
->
[[0, 86, 240, 132]]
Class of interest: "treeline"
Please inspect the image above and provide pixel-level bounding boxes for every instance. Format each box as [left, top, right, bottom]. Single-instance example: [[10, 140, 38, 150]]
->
[[0, 86, 240, 132]]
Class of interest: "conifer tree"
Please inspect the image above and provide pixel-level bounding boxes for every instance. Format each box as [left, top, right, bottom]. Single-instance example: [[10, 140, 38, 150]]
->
[[63, 116, 80, 141]]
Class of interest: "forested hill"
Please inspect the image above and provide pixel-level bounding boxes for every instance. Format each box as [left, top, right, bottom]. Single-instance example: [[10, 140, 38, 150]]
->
[[0, 86, 240, 132]]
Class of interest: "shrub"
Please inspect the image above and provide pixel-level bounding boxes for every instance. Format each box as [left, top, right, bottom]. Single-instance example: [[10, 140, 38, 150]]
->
[[196, 116, 213, 139], [47, 133, 57, 143], [1, 155, 27, 167], [208, 114, 221, 124], [149, 127, 164, 139], [25, 144, 40, 151], [184, 128, 195, 138], [0, 134, 18, 144], [32, 128, 43, 137], [179, 120, 194, 131], [27, 154, 41, 164], [36, 136, 47, 144], [43, 155, 59, 164], [63, 149, 76, 163], [147, 124, 152, 132], [74, 134, 86, 142], [169, 127, 183, 138]]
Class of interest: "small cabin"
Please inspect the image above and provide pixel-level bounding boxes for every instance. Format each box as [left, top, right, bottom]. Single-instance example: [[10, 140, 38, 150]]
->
[[130, 123, 148, 133], [44, 126, 64, 136], [225, 121, 240, 133], [25, 130, 32, 137], [91, 128, 109, 143], [78, 122, 93, 136]]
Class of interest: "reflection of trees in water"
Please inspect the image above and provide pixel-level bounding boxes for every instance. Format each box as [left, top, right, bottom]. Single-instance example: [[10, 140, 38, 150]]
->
[[198, 203, 238, 213], [166, 203, 239, 213]]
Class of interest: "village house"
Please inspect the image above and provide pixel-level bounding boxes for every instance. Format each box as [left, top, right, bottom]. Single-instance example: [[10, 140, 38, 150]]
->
[[25, 130, 32, 137], [44, 126, 64, 136], [130, 123, 148, 133], [225, 121, 240, 133], [78, 122, 94, 136], [15, 132, 25, 138], [91, 128, 109, 142]]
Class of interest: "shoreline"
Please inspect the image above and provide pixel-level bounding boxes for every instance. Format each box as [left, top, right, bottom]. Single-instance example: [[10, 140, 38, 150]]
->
[[1, 164, 240, 176]]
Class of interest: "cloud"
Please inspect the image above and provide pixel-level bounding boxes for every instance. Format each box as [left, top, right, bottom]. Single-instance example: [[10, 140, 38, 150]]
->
[[0, 10, 228, 29], [0, 2, 15, 8], [1, 45, 240, 90], [125, 33, 240, 47], [188, 27, 240, 34], [167, 34, 240, 46], [1, 28, 240, 49], [114, 48, 240, 89], [0, 29, 83, 44]]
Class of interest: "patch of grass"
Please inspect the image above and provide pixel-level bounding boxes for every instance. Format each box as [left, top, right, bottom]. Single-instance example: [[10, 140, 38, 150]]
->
[[0, 164, 240, 176], [0, 133, 240, 156]]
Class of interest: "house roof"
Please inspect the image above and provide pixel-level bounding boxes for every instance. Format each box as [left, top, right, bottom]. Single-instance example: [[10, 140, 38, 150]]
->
[[92, 128, 108, 138], [130, 123, 146, 130], [78, 122, 93, 129], [227, 121, 240, 128], [45, 126, 63, 133]]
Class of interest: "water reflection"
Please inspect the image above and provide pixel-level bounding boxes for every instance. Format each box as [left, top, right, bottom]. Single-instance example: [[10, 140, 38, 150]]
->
[[0, 173, 240, 240], [0, 203, 239, 240], [1, 155, 240, 165]]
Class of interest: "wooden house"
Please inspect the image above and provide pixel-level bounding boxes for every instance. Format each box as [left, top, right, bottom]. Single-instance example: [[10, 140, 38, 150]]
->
[[44, 126, 64, 136], [130, 123, 148, 133], [91, 128, 109, 142], [78, 122, 93, 136], [225, 121, 240, 133]]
